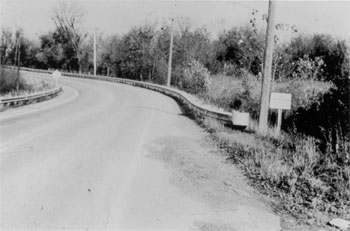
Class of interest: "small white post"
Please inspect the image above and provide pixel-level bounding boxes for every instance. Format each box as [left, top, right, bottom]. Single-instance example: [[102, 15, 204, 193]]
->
[[52, 70, 61, 88]]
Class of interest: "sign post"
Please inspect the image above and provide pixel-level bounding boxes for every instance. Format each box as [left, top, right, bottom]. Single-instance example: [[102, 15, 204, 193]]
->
[[52, 70, 61, 88], [269, 92, 292, 135]]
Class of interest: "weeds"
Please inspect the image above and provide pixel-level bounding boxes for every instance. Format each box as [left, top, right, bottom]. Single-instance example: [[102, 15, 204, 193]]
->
[[0, 68, 29, 94], [202, 117, 350, 225], [0, 68, 54, 97], [202, 74, 333, 121]]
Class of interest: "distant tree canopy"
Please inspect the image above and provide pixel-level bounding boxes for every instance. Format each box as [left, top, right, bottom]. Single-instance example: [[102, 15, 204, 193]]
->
[[1, 19, 348, 93], [35, 1, 86, 71], [98, 20, 214, 85], [1, 15, 349, 148], [214, 26, 265, 75], [283, 35, 350, 151]]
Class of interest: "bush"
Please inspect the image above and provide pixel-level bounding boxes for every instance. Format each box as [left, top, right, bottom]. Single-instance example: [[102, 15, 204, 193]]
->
[[152, 57, 168, 85], [202, 74, 241, 109], [222, 62, 247, 77], [275, 78, 333, 111], [202, 73, 333, 121], [179, 59, 210, 95], [290, 55, 324, 80], [232, 75, 260, 117], [202, 73, 261, 117]]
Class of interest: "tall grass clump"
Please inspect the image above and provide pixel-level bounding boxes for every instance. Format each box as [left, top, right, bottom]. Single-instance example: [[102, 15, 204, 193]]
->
[[203, 74, 261, 118], [176, 59, 211, 95]]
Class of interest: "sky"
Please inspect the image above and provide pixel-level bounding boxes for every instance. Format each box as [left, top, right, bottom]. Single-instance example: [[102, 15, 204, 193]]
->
[[1, 0, 350, 41]]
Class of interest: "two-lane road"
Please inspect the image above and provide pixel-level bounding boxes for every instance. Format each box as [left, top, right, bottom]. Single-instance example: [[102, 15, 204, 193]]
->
[[0, 71, 281, 230]]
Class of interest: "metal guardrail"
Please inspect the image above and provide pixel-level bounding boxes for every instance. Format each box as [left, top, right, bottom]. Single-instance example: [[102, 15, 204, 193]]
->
[[0, 86, 62, 107], [3, 66, 234, 125]]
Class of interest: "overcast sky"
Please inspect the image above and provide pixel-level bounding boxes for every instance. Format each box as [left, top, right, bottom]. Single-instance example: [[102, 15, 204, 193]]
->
[[1, 0, 350, 41]]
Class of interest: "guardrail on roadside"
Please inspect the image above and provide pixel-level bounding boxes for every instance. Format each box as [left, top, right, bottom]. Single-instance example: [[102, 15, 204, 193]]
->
[[4, 66, 244, 127], [0, 86, 62, 108]]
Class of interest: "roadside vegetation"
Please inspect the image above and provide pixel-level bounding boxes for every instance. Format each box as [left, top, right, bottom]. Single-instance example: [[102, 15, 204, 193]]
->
[[0, 68, 54, 97], [203, 117, 349, 227], [1, 1, 348, 227]]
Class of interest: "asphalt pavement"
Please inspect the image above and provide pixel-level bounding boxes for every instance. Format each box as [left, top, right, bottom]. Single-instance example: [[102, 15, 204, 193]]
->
[[0, 71, 281, 230]]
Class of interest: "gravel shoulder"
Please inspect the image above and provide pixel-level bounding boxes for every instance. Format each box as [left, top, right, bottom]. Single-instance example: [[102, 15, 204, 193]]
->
[[143, 132, 281, 230]]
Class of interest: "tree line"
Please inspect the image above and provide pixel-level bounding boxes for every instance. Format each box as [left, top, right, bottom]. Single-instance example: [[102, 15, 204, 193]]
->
[[1, 5, 348, 87]]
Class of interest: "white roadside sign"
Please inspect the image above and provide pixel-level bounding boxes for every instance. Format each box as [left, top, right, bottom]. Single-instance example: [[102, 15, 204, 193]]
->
[[52, 70, 62, 79], [269, 92, 292, 135], [52, 70, 61, 87], [269, 92, 292, 110]]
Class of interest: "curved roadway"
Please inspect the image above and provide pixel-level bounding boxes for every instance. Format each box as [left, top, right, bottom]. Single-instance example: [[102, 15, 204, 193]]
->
[[0, 71, 281, 230]]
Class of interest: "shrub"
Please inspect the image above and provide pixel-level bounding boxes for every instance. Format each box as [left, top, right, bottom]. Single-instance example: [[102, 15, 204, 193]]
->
[[290, 55, 325, 80], [179, 59, 210, 95], [203, 73, 261, 117], [153, 57, 168, 85], [222, 62, 246, 77], [203, 74, 241, 110], [275, 78, 333, 111], [202, 73, 333, 121], [233, 75, 260, 117]]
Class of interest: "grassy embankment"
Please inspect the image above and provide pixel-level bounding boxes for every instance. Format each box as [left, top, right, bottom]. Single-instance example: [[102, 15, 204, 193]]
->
[[0, 68, 54, 97], [196, 74, 349, 227]]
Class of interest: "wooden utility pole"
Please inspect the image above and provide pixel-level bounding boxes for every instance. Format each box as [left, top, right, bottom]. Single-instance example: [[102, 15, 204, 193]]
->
[[0, 2, 2, 66], [16, 40, 20, 92], [17, 42, 20, 71], [15, 33, 21, 73], [93, 30, 97, 76], [258, 0, 276, 135], [0, 32, 2, 66], [166, 18, 174, 88]]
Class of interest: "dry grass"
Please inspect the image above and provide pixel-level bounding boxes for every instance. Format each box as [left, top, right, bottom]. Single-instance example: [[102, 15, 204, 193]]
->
[[201, 74, 333, 120], [201, 117, 350, 227], [0, 68, 54, 97], [274, 78, 334, 110], [247, 119, 282, 138], [186, 72, 346, 228], [201, 74, 243, 110]]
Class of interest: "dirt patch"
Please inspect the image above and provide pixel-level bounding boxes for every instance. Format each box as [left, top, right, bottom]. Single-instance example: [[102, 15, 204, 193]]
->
[[147, 136, 255, 209], [194, 221, 238, 231], [146, 134, 281, 230]]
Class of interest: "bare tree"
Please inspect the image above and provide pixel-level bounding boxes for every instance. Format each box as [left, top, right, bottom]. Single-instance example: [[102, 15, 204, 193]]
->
[[14, 29, 23, 72], [0, 28, 13, 65], [51, 1, 85, 72]]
